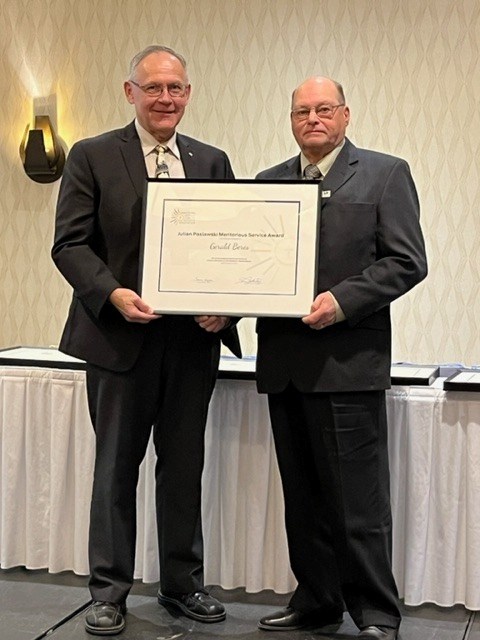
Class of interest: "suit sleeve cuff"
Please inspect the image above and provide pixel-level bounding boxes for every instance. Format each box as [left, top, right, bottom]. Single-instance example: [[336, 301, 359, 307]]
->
[[327, 291, 346, 323]]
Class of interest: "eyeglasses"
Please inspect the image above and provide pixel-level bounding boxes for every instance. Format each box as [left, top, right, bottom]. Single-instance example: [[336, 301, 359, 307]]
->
[[291, 104, 345, 121], [129, 80, 188, 97]]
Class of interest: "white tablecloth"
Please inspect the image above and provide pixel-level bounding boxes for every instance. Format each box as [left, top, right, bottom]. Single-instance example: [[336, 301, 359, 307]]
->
[[1, 366, 480, 608], [387, 384, 480, 609]]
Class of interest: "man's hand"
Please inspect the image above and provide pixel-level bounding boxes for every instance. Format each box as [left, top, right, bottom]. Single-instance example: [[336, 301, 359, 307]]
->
[[109, 288, 161, 324], [194, 315, 231, 333], [302, 292, 336, 330]]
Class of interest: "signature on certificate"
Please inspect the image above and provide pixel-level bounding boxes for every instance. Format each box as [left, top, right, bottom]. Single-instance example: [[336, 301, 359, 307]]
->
[[237, 276, 263, 285], [194, 277, 214, 284]]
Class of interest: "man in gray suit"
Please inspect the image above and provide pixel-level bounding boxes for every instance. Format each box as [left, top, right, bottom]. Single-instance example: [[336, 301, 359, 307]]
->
[[255, 77, 427, 640], [52, 45, 240, 635]]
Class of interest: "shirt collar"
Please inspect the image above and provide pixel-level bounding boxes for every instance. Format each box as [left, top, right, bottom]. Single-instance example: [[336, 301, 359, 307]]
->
[[300, 138, 345, 177], [134, 119, 180, 160]]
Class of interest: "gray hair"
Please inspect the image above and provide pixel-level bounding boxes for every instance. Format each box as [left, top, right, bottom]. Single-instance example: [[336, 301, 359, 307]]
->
[[128, 45, 187, 79]]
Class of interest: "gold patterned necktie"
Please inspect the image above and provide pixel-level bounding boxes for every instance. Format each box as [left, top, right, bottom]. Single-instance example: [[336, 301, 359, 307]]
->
[[154, 145, 170, 178], [304, 164, 322, 180]]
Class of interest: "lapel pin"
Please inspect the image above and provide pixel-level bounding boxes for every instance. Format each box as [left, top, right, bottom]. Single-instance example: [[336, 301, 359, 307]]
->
[[188, 152, 193, 157], [322, 190, 331, 198]]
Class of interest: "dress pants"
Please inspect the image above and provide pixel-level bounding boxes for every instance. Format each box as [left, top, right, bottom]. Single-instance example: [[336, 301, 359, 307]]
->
[[85, 316, 220, 604], [267, 384, 401, 630]]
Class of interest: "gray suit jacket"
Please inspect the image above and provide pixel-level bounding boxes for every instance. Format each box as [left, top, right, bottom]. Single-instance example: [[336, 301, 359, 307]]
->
[[255, 138, 427, 393], [52, 121, 241, 371]]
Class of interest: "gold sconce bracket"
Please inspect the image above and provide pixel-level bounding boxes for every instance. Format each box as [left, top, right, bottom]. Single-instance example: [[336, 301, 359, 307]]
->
[[20, 114, 65, 183]]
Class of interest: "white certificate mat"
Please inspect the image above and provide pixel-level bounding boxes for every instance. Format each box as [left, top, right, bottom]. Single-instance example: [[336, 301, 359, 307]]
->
[[140, 180, 320, 316]]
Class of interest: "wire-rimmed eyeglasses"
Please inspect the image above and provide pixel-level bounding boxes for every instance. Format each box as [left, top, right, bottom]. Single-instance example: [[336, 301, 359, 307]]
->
[[291, 104, 345, 121], [129, 80, 188, 98]]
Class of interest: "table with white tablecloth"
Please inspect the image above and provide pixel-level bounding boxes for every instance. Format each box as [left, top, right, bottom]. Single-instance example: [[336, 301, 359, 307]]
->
[[1, 362, 480, 609]]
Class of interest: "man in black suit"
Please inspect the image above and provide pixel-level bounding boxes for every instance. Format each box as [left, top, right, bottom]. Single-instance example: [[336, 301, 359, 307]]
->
[[52, 45, 240, 636], [255, 77, 427, 640]]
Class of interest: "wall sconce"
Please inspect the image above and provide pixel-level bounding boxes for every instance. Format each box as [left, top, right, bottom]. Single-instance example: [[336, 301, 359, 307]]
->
[[19, 115, 65, 183]]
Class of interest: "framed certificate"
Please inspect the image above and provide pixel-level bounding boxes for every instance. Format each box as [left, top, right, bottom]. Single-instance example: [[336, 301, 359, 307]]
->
[[443, 371, 480, 391], [139, 179, 321, 317], [390, 364, 439, 386]]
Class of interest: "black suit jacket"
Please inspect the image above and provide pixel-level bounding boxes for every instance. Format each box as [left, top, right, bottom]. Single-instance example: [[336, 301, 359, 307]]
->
[[255, 138, 427, 393], [52, 121, 241, 371]]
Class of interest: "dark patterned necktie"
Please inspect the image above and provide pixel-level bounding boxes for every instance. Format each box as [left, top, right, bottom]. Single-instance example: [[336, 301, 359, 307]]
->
[[154, 145, 170, 178], [304, 164, 322, 180]]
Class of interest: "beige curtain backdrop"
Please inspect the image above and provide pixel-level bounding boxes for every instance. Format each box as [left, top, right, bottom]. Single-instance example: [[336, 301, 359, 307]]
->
[[0, 0, 479, 364]]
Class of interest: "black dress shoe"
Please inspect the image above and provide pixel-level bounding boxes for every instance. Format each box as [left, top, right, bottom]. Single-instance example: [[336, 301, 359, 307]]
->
[[358, 625, 399, 639], [157, 590, 226, 622], [85, 601, 126, 635], [258, 605, 343, 631]]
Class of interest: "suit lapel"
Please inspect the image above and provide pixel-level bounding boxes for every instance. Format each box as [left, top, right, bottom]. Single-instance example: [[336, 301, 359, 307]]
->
[[117, 121, 147, 198], [321, 138, 358, 197], [275, 156, 302, 180], [177, 135, 201, 178]]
